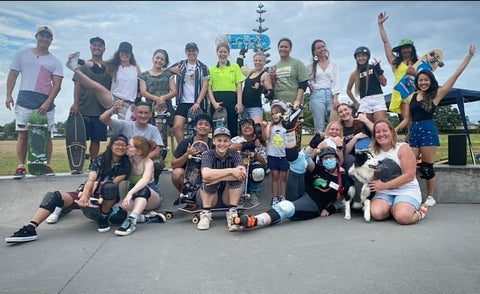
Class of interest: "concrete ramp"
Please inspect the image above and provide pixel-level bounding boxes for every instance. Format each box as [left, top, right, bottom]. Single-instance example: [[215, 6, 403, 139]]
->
[[1, 167, 479, 293]]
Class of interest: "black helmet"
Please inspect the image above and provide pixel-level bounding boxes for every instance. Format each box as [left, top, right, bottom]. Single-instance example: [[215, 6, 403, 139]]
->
[[317, 147, 338, 160], [354, 46, 370, 59]]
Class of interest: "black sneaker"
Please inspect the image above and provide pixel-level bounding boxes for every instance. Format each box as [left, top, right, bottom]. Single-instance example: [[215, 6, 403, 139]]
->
[[5, 224, 37, 243], [144, 211, 167, 223], [115, 216, 136, 236], [97, 215, 111, 233]]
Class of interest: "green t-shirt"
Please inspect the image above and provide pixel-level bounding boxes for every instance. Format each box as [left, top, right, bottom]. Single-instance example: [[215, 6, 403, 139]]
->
[[209, 61, 244, 92], [273, 57, 308, 104]]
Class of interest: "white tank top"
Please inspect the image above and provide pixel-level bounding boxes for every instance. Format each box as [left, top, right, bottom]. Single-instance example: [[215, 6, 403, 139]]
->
[[111, 65, 138, 102], [374, 142, 421, 203]]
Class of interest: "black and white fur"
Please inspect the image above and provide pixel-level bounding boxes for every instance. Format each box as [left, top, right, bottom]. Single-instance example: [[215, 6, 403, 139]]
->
[[344, 151, 378, 222], [345, 150, 403, 222]]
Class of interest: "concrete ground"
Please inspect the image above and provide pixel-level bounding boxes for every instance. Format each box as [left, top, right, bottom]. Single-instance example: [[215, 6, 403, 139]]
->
[[1, 172, 479, 294]]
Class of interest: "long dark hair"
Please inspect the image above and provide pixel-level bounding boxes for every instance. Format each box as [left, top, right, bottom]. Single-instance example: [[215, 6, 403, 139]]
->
[[393, 45, 418, 68], [310, 39, 327, 82], [106, 50, 138, 82], [414, 69, 439, 112]]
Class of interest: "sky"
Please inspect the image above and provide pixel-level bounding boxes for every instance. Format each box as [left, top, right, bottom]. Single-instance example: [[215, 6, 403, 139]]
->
[[1, 1, 479, 127]]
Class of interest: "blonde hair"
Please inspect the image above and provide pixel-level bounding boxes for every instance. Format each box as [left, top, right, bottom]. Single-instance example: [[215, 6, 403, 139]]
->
[[325, 121, 343, 137], [371, 119, 397, 154]]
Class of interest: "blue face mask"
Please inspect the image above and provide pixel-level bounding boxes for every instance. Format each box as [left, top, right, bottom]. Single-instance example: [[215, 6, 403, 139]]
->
[[322, 158, 337, 170]]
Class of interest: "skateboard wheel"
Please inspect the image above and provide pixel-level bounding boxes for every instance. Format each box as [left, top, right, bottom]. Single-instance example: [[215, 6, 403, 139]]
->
[[97, 198, 103, 205], [438, 61, 445, 67], [192, 216, 199, 224], [246, 193, 251, 200], [165, 212, 173, 220], [188, 155, 193, 159]]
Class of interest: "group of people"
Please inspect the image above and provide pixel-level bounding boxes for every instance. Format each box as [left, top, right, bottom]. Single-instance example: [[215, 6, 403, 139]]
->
[[4, 9, 477, 242]]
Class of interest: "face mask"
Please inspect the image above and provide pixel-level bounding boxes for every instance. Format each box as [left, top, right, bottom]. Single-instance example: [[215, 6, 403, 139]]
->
[[322, 158, 337, 170]]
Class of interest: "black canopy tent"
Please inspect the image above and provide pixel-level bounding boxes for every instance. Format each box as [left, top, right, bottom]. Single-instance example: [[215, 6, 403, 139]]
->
[[385, 88, 480, 164]]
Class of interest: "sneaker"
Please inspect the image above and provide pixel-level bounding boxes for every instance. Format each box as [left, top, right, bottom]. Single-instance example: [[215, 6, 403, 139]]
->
[[66, 51, 81, 71], [424, 196, 437, 207], [271, 196, 280, 207], [46, 206, 63, 224], [249, 192, 260, 206], [115, 216, 136, 236], [197, 210, 212, 230], [97, 214, 111, 233], [5, 224, 37, 243], [278, 195, 286, 202], [226, 209, 239, 232], [13, 166, 26, 179], [45, 166, 55, 176], [233, 213, 257, 229], [144, 211, 167, 223]]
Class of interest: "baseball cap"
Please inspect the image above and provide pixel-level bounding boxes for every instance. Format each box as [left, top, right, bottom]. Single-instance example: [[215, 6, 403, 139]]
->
[[111, 134, 128, 145], [185, 42, 199, 51], [239, 118, 254, 127], [213, 127, 231, 138], [89, 36, 105, 46], [392, 39, 414, 53], [36, 26, 53, 36], [118, 41, 133, 53]]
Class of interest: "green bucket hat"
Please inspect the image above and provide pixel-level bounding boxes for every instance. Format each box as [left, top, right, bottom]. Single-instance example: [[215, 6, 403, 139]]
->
[[392, 39, 414, 53]]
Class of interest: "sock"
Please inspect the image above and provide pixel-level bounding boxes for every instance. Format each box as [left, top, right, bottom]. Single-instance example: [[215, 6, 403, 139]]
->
[[18, 164, 25, 168], [138, 214, 146, 223], [418, 204, 428, 220], [30, 221, 39, 228], [129, 212, 139, 221], [256, 215, 267, 227]]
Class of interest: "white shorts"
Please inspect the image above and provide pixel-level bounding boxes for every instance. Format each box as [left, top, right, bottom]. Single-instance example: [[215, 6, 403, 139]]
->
[[14, 104, 57, 132], [358, 94, 387, 114]]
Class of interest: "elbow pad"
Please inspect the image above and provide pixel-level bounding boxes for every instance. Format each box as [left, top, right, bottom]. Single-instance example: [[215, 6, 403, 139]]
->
[[298, 80, 308, 91], [263, 89, 275, 101]]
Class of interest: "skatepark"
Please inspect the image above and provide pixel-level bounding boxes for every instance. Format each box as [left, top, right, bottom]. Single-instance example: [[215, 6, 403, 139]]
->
[[1, 165, 479, 294]]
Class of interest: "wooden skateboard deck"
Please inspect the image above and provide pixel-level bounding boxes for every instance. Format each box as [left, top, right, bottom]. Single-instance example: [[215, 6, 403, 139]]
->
[[27, 110, 48, 175], [178, 203, 260, 224], [186, 107, 203, 138], [212, 107, 228, 133], [66, 113, 87, 174], [394, 49, 444, 99]]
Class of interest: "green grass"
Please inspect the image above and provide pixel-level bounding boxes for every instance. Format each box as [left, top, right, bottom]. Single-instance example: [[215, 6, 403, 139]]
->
[[0, 134, 478, 176]]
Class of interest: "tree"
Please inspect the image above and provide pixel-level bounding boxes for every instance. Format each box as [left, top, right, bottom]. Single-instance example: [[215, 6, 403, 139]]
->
[[433, 105, 461, 131], [3, 120, 17, 140]]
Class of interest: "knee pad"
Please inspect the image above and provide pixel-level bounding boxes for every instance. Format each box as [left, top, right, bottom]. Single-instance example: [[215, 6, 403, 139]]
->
[[272, 200, 295, 220], [250, 165, 265, 183], [286, 147, 299, 162], [133, 186, 151, 200], [40, 191, 64, 213], [100, 181, 118, 201], [419, 162, 435, 180]]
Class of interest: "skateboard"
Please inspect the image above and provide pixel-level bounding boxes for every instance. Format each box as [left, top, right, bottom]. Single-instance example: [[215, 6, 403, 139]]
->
[[154, 103, 173, 149], [212, 107, 228, 133], [179, 141, 210, 204], [178, 203, 259, 224], [66, 113, 87, 174], [27, 110, 48, 175], [394, 49, 444, 99], [215, 34, 271, 51], [282, 103, 304, 151], [239, 151, 255, 202], [186, 107, 204, 138], [154, 203, 188, 220]]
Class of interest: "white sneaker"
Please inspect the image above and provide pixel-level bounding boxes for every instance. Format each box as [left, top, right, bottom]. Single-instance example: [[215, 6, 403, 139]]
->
[[46, 207, 63, 224], [424, 196, 437, 207], [226, 209, 239, 232], [66, 52, 80, 71], [197, 211, 212, 230]]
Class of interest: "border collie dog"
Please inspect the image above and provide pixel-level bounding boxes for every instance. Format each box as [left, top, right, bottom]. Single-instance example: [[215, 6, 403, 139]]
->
[[344, 150, 402, 222]]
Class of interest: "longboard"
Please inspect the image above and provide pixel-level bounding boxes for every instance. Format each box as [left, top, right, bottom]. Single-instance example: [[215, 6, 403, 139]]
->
[[394, 49, 444, 99], [66, 113, 87, 174], [27, 110, 48, 175], [178, 203, 259, 224], [215, 34, 270, 50]]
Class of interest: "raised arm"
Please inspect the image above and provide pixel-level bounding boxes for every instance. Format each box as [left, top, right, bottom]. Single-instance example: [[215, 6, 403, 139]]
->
[[434, 45, 476, 105], [377, 11, 396, 70]]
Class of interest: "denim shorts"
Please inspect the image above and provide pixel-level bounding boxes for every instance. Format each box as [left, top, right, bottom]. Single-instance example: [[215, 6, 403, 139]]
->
[[409, 120, 440, 148], [267, 155, 290, 171], [373, 193, 420, 210], [241, 107, 263, 120]]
